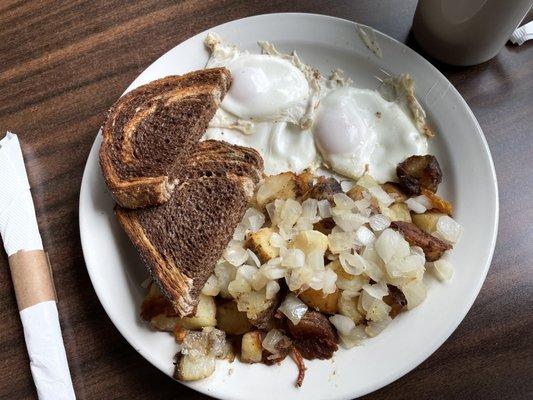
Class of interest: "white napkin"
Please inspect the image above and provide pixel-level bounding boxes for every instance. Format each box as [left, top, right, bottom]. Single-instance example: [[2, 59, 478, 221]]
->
[[0, 132, 75, 400]]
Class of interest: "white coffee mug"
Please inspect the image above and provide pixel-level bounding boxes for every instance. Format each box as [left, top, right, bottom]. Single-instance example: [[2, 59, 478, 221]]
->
[[413, 0, 532, 66]]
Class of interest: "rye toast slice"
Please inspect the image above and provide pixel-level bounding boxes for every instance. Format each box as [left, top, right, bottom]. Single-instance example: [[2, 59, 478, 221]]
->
[[100, 68, 232, 209], [116, 140, 264, 317]]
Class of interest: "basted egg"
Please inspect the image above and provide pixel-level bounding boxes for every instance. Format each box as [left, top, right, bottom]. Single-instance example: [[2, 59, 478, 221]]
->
[[313, 87, 428, 182]]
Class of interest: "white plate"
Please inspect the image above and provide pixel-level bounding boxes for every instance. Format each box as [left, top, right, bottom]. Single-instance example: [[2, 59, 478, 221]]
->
[[79, 13, 498, 400]]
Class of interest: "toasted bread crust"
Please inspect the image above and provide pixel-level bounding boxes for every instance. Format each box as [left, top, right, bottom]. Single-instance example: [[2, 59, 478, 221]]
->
[[116, 141, 264, 316], [100, 68, 232, 209]]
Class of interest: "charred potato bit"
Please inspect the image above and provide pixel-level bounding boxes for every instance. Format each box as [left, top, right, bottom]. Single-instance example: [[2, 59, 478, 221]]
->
[[381, 182, 408, 202], [391, 221, 452, 261], [241, 331, 263, 363], [383, 285, 407, 318], [421, 188, 453, 215], [301, 176, 342, 202], [216, 301, 253, 335], [396, 155, 442, 195], [245, 227, 278, 263], [286, 310, 338, 360], [346, 184, 367, 201], [299, 288, 339, 314], [295, 170, 314, 194]]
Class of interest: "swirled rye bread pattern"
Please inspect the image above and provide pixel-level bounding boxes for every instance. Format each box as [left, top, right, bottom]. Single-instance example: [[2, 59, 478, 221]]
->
[[116, 140, 263, 316], [99, 68, 232, 209], [100, 68, 264, 316]]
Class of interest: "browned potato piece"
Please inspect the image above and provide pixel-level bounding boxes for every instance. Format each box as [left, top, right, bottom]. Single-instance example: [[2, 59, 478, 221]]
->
[[175, 354, 215, 381], [421, 188, 453, 215], [286, 310, 338, 360], [391, 221, 452, 261], [412, 211, 446, 234], [346, 184, 367, 201], [255, 172, 299, 208], [301, 176, 342, 201], [295, 170, 314, 195], [237, 289, 280, 329], [216, 301, 253, 335], [389, 202, 412, 222], [396, 155, 442, 195], [383, 285, 407, 319], [175, 295, 217, 330], [299, 288, 339, 314], [313, 217, 335, 235], [241, 331, 263, 363], [245, 227, 278, 263], [381, 182, 408, 202]]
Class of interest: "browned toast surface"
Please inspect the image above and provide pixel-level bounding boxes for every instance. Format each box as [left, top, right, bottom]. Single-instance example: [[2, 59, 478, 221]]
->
[[116, 140, 264, 316], [100, 68, 232, 209]]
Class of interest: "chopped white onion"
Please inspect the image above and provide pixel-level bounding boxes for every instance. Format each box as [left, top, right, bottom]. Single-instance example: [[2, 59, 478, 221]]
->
[[301, 198, 318, 219], [265, 280, 280, 299], [413, 195, 432, 210], [280, 248, 305, 269], [368, 186, 394, 207], [237, 264, 258, 283], [317, 199, 332, 218], [402, 280, 427, 310], [333, 212, 368, 232], [333, 193, 356, 210], [366, 299, 392, 322], [431, 259, 454, 281], [329, 314, 355, 335], [322, 268, 338, 294], [375, 228, 410, 264], [355, 225, 375, 246], [405, 198, 427, 214], [247, 249, 261, 268], [201, 274, 221, 296], [262, 329, 286, 354], [223, 240, 249, 266], [339, 325, 367, 348], [279, 293, 308, 325], [369, 214, 391, 231], [251, 270, 268, 291], [307, 250, 325, 271], [362, 281, 388, 299], [365, 316, 392, 337], [328, 232, 355, 253], [436, 215, 463, 243], [339, 251, 367, 276], [269, 232, 287, 249], [228, 278, 251, 299]]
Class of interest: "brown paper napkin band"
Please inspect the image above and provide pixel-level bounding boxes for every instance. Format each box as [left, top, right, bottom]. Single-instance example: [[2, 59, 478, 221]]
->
[[8, 250, 56, 311]]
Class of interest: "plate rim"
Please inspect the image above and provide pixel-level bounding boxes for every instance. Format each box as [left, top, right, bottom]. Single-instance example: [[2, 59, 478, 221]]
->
[[79, 12, 499, 400]]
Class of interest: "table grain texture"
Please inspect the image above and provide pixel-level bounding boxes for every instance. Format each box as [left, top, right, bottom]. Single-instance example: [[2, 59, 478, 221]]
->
[[1, 1, 532, 399]]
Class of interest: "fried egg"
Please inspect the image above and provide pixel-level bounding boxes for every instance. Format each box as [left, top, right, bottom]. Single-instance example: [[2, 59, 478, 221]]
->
[[205, 33, 320, 127], [313, 86, 428, 182]]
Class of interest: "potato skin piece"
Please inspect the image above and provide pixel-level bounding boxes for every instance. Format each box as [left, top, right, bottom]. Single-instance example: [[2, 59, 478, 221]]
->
[[391, 221, 452, 261], [421, 188, 453, 215], [396, 155, 442, 195], [286, 310, 338, 360], [301, 176, 342, 202]]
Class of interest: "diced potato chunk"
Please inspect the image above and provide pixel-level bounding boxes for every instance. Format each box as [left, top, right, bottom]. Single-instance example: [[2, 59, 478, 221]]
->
[[245, 227, 278, 263], [390, 202, 412, 222], [175, 295, 216, 330], [256, 172, 298, 208], [290, 230, 328, 254], [346, 185, 368, 201], [175, 354, 215, 381], [216, 301, 253, 335], [299, 288, 339, 314], [412, 211, 446, 234], [241, 331, 263, 363], [236, 288, 277, 329]]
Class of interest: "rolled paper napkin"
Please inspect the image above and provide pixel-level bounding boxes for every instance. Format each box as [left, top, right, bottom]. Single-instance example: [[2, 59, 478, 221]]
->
[[0, 132, 75, 399]]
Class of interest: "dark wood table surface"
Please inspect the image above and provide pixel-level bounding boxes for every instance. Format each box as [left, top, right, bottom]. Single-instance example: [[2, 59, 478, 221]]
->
[[1, 1, 532, 399]]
